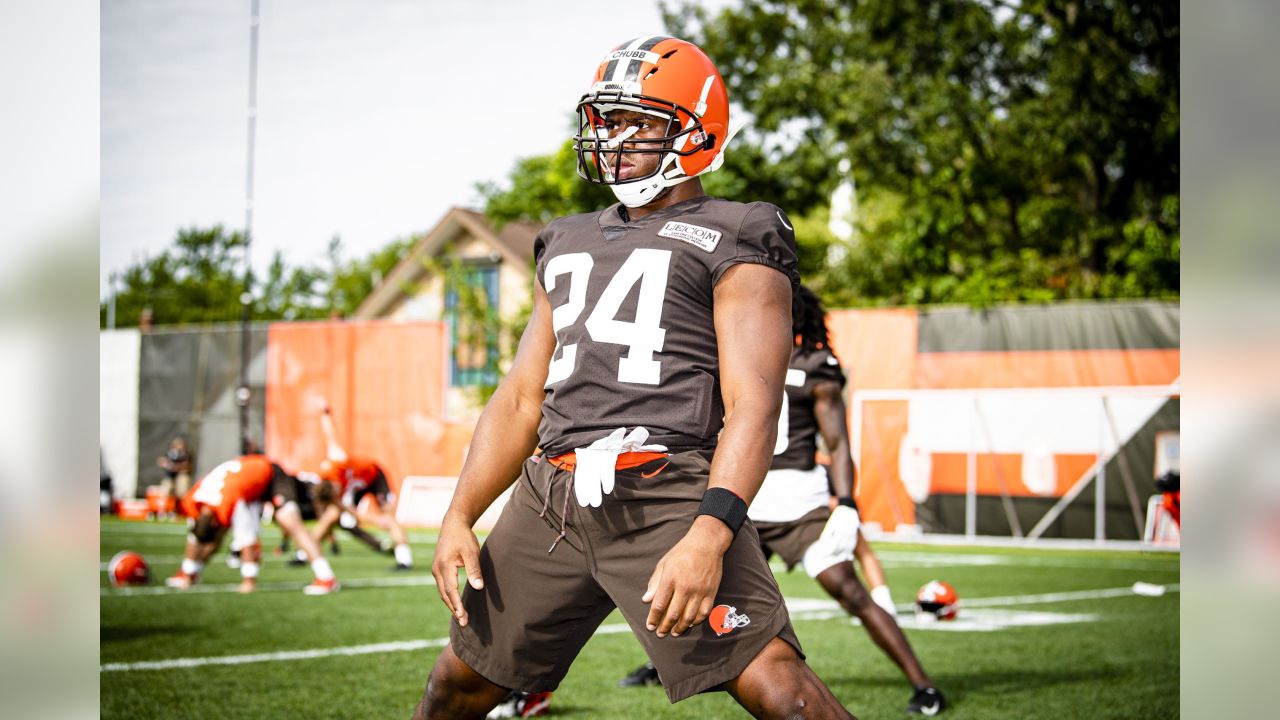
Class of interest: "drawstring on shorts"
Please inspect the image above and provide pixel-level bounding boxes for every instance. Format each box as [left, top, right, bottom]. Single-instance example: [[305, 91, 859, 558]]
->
[[538, 448, 668, 554], [538, 464, 573, 554]]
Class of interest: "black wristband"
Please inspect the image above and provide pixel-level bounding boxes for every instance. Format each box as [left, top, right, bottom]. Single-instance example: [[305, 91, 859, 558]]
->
[[697, 487, 748, 535], [837, 497, 859, 510]]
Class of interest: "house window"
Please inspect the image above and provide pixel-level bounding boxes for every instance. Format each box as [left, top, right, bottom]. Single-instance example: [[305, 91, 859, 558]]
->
[[445, 264, 500, 387]]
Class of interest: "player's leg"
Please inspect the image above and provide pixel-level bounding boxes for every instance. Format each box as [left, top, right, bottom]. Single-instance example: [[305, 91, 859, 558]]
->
[[723, 636, 855, 719], [274, 502, 338, 593], [797, 510, 944, 712], [228, 500, 264, 593], [340, 520, 388, 554], [815, 561, 933, 689], [337, 489, 387, 554], [359, 491, 413, 568], [168, 539, 204, 587], [413, 645, 510, 720], [306, 502, 342, 555], [167, 509, 224, 587], [386, 514, 413, 568], [853, 535, 897, 616], [237, 541, 262, 593], [420, 458, 612, 718]]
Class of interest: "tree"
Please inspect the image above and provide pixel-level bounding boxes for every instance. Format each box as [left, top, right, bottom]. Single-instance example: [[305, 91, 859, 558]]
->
[[326, 235, 415, 318], [479, 139, 616, 227], [101, 225, 249, 327], [101, 227, 416, 327], [666, 0, 1179, 305]]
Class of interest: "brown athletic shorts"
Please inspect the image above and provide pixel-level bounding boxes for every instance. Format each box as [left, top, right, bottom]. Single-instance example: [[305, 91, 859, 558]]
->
[[754, 506, 830, 571], [449, 449, 803, 703]]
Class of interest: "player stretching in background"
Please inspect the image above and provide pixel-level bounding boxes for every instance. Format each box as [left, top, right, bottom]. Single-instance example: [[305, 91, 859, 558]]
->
[[311, 407, 414, 570], [167, 454, 339, 595]]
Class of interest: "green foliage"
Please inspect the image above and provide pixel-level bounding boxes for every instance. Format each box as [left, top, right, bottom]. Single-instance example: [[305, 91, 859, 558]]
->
[[327, 235, 416, 318], [101, 225, 251, 327], [479, 140, 616, 227], [425, 253, 533, 406], [665, 0, 1179, 306], [102, 228, 414, 328]]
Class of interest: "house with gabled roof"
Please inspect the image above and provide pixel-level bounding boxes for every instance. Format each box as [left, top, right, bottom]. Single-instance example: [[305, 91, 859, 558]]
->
[[354, 206, 542, 418]]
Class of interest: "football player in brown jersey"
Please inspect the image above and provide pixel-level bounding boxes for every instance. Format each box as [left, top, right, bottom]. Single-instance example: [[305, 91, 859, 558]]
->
[[618, 286, 946, 715], [747, 286, 946, 715], [416, 37, 854, 720]]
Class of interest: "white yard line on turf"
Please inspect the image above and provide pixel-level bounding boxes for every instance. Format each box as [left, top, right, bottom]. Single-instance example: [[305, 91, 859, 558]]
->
[[875, 550, 1179, 572], [100, 639, 451, 672], [102, 574, 437, 596], [953, 583, 1180, 609], [99, 555, 423, 570], [102, 584, 1177, 673], [101, 623, 636, 673]]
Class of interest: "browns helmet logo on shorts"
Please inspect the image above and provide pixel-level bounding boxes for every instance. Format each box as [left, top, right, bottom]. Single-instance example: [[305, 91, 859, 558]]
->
[[707, 604, 751, 636]]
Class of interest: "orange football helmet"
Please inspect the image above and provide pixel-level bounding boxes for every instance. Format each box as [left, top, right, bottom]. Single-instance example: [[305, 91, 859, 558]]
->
[[108, 551, 150, 587], [915, 580, 959, 621], [574, 36, 737, 207]]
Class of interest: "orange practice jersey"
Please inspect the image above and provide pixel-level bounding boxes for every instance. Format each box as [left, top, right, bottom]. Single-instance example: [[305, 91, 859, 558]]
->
[[181, 455, 276, 526], [321, 456, 382, 493]]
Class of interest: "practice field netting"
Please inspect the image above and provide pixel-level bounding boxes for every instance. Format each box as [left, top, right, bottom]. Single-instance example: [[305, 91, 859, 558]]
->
[[101, 518, 1179, 719]]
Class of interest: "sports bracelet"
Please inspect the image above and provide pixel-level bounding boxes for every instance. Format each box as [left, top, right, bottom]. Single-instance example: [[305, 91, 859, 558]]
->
[[697, 487, 748, 535], [837, 496, 859, 510]]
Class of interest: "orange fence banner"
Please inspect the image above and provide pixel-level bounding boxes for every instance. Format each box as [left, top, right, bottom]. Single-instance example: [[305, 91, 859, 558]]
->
[[266, 321, 465, 493]]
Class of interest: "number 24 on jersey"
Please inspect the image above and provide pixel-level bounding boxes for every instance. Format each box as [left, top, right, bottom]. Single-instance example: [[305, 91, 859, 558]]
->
[[544, 248, 671, 386]]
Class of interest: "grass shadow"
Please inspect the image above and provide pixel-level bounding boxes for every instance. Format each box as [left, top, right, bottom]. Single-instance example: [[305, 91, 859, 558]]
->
[[825, 666, 1120, 707], [101, 624, 198, 643]]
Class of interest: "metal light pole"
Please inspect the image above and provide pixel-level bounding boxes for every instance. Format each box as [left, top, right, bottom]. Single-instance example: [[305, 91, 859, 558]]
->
[[238, 0, 261, 455], [106, 271, 118, 329]]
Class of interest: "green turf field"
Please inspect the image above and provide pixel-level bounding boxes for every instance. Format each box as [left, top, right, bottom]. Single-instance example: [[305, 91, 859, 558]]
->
[[100, 517, 1178, 719]]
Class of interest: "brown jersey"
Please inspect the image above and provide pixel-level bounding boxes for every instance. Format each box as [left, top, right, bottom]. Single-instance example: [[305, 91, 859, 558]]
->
[[534, 196, 799, 455], [771, 346, 847, 471]]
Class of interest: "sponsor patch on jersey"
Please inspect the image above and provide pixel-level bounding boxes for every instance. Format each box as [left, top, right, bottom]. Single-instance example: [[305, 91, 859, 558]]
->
[[658, 221, 722, 252]]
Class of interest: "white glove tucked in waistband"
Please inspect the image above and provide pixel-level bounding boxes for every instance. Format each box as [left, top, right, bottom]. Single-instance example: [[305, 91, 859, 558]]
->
[[572, 427, 668, 508]]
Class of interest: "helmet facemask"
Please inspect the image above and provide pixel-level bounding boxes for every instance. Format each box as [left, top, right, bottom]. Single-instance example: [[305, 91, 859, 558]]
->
[[574, 91, 714, 208]]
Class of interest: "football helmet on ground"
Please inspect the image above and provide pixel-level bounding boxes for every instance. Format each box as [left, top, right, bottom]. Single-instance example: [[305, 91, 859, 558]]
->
[[915, 580, 959, 621], [107, 551, 150, 587]]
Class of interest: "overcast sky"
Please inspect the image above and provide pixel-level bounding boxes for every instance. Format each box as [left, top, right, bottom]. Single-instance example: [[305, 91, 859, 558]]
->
[[101, 0, 727, 297]]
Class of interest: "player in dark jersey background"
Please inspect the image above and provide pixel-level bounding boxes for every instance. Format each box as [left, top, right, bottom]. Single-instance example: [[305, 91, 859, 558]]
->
[[416, 37, 854, 719], [618, 286, 947, 715], [753, 286, 945, 715]]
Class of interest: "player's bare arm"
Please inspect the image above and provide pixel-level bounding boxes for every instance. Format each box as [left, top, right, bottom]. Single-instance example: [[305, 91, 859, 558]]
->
[[643, 263, 792, 639], [813, 380, 856, 499], [431, 283, 556, 626]]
